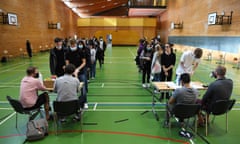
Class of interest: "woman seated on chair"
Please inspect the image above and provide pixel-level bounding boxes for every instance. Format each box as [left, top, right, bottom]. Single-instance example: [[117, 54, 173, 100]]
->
[[19, 66, 51, 120], [54, 64, 83, 122], [164, 73, 199, 126]]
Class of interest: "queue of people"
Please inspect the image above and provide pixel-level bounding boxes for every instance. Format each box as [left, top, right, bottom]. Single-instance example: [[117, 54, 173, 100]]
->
[[19, 36, 233, 129], [136, 37, 233, 128]]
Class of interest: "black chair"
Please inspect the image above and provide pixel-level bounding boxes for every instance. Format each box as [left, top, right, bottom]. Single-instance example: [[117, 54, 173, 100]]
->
[[6, 96, 41, 128], [205, 99, 236, 136], [53, 100, 82, 135], [168, 103, 201, 132]]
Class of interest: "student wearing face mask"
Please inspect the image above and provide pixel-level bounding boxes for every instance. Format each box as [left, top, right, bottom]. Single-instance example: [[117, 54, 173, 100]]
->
[[140, 42, 154, 88], [19, 66, 51, 120], [175, 48, 203, 85], [65, 39, 88, 109], [96, 36, 106, 69], [49, 37, 66, 77]]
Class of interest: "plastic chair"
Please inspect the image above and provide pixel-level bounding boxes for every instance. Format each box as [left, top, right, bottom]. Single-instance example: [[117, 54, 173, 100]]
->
[[205, 99, 236, 136], [6, 96, 41, 128], [53, 100, 82, 135], [168, 103, 201, 132]]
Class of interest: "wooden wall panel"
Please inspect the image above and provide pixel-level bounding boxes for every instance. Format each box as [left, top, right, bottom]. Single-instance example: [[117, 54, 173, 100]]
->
[[158, 0, 240, 60], [77, 26, 156, 45], [0, 0, 78, 57]]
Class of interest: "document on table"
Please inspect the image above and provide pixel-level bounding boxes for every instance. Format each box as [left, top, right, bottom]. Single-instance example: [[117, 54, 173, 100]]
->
[[165, 82, 181, 89]]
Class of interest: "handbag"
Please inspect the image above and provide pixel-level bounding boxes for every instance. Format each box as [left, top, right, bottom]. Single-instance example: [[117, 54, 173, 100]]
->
[[26, 118, 48, 141], [151, 60, 161, 74]]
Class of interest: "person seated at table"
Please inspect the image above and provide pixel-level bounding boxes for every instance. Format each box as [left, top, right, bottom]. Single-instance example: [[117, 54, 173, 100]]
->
[[164, 73, 199, 127], [198, 65, 233, 126], [19, 66, 51, 120], [54, 64, 83, 122]]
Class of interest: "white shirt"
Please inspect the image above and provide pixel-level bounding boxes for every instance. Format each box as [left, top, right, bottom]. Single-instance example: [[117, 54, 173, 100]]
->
[[176, 51, 200, 75]]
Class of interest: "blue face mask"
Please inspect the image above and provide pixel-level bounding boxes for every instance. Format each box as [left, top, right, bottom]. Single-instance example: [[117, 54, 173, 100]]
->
[[147, 47, 152, 51], [78, 45, 83, 49]]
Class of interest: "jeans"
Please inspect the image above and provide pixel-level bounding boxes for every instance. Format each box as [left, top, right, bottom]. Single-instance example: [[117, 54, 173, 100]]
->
[[78, 73, 87, 105], [90, 61, 96, 78]]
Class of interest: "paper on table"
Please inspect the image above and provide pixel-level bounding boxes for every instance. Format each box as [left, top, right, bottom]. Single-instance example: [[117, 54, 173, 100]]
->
[[165, 82, 181, 89], [190, 83, 203, 89]]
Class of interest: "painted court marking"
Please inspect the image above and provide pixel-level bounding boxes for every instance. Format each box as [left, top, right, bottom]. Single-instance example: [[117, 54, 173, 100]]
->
[[93, 103, 98, 111]]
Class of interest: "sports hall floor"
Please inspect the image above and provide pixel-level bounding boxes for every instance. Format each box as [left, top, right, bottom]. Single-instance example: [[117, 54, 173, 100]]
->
[[0, 46, 239, 144]]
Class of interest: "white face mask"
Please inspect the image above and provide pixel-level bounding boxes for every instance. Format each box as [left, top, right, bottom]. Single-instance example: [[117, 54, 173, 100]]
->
[[56, 46, 62, 50], [70, 47, 77, 51]]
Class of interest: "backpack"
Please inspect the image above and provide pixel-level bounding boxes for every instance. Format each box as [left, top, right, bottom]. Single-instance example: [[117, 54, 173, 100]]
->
[[1, 56, 7, 63], [26, 118, 48, 141]]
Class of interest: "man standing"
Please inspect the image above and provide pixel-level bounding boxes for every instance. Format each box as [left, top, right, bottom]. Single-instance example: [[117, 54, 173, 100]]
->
[[19, 66, 51, 120], [65, 39, 88, 109], [175, 48, 203, 85], [49, 37, 66, 77], [26, 40, 32, 58]]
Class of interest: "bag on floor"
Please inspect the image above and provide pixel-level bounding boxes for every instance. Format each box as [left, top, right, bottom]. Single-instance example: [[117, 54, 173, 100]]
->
[[26, 118, 48, 141]]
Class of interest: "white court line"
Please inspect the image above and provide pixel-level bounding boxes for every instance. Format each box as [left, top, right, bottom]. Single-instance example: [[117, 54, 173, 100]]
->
[[0, 63, 27, 74], [93, 103, 98, 111], [0, 112, 16, 125], [128, 47, 136, 58], [87, 109, 164, 112], [101, 83, 105, 88]]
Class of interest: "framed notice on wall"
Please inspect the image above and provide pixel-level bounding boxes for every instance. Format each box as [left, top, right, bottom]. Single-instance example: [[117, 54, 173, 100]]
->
[[208, 12, 217, 25], [7, 13, 18, 25]]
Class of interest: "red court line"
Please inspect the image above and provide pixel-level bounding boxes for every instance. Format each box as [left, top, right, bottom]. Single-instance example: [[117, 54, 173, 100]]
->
[[0, 129, 189, 144]]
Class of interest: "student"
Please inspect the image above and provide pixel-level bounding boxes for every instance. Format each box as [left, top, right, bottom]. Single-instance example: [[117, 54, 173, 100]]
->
[[54, 64, 82, 121], [19, 66, 51, 120], [65, 39, 88, 109], [164, 73, 199, 126], [49, 37, 66, 77], [140, 42, 154, 88], [175, 48, 203, 85], [151, 44, 163, 82], [159, 43, 176, 100], [89, 43, 96, 79], [26, 40, 32, 58]]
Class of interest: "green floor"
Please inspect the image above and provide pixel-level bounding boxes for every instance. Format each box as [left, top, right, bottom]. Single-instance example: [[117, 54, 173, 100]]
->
[[0, 46, 239, 144]]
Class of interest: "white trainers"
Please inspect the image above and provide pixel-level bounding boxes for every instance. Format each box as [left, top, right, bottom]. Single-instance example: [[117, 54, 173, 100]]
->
[[146, 83, 151, 88], [84, 103, 88, 109], [142, 83, 146, 88]]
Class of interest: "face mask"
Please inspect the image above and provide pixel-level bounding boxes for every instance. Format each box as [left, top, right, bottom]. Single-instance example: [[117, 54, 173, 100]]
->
[[70, 47, 77, 51], [78, 45, 83, 49], [147, 47, 152, 51], [56, 46, 62, 50], [34, 73, 39, 78]]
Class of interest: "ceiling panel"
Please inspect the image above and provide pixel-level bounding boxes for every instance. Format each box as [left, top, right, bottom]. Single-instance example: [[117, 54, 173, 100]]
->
[[62, 0, 167, 18]]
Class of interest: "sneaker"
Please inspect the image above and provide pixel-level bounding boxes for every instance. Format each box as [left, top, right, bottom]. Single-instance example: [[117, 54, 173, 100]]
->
[[163, 120, 169, 128], [60, 118, 66, 123], [142, 83, 146, 88], [73, 115, 80, 121], [154, 90, 160, 94], [84, 103, 88, 109], [146, 83, 151, 88]]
